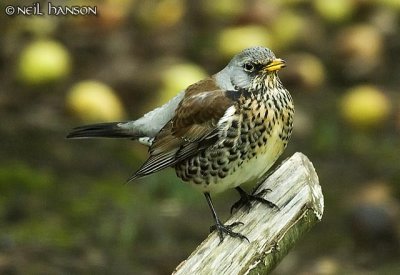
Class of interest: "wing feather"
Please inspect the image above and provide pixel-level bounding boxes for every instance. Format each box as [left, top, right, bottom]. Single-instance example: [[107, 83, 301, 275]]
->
[[129, 80, 239, 181]]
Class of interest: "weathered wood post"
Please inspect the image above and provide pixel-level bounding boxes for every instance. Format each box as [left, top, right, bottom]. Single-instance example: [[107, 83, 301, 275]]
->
[[173, 152, 323, 275]]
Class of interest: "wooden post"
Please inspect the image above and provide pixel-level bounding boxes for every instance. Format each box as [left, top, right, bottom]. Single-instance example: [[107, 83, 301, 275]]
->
[[173, 152, 323, 275]]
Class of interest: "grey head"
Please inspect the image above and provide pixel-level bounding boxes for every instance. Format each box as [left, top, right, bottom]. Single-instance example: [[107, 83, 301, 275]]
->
[[215, 46, 286, 91]]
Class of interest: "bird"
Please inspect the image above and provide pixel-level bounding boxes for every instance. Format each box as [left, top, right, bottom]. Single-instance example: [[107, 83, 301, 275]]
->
[[67, 46, 294, 243]]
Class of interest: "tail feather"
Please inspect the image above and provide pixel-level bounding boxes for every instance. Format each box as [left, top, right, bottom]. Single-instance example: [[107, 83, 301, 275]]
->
[[67, 122, 134, 139]]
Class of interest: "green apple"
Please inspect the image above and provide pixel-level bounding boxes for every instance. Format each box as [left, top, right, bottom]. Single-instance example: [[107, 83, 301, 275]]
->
[[313, 0, 355, 23], [18, 40, 71, 85], [156, 63, 207, 106], [218, 26, 272, 58]]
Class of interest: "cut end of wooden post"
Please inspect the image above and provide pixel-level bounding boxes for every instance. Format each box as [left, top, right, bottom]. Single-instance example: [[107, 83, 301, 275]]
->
[[296, 152, 324, 220]]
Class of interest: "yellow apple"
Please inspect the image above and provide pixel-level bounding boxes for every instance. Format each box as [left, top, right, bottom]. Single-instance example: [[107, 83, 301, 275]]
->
[[66, 81, 126, 122], [340, 85, 391, 129]]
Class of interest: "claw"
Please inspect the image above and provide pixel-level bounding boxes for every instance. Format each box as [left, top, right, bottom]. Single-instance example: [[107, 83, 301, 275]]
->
[[230, 198, 251, 214], [210, 221, 249, 244], [231, 187, 279, 213], [204, 192, 249, 244]]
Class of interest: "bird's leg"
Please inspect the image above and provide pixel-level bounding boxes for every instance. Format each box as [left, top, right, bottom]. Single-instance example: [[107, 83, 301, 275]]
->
[[204, 192, 249, 244], [230, 187, 279, 214]]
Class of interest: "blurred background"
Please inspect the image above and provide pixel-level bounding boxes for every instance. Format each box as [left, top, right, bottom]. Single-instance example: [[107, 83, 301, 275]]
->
[[1, 0, 400, 274]]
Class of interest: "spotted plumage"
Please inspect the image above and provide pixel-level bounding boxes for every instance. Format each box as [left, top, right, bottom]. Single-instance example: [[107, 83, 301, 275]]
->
[[176, 85, 294, 194], [67, 46, 294, 243]]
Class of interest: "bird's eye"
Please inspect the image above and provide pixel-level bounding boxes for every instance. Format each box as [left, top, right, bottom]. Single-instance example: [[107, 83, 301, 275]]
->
[[243, 63, 255, 72]]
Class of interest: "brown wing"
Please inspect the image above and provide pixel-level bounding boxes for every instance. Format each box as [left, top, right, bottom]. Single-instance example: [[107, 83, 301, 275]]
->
[[129, 78, 237, 180]]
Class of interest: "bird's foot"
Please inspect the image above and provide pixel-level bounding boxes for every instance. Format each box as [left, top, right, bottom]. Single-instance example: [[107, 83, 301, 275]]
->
[[231, 187, 279, 214], [210, 220, 249, 244]]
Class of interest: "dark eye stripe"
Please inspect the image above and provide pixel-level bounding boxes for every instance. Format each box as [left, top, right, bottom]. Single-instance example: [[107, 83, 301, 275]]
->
[[254, 63, 264, 71], [243, 62, 266, 73]]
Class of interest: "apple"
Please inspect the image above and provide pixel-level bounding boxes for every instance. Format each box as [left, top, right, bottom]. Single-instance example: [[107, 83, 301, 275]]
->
[[66, 81, 126, 122], [18, 40, 71, 85]]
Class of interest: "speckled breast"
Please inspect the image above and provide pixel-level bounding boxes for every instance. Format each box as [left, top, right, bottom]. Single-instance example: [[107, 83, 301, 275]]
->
[[175, 90, 294, 194]]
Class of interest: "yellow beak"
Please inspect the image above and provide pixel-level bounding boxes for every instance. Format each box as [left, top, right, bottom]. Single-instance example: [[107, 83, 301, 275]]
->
[[264, 58, 286, 72]]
